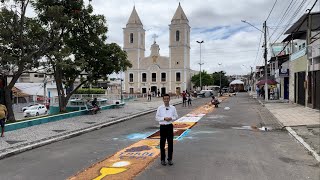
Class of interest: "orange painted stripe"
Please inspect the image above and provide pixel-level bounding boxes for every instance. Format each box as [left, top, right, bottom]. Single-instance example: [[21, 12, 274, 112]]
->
[[68, 99, 227, 180]]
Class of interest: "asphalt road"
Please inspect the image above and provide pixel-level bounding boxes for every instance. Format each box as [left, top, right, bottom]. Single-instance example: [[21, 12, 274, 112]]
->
[[0, 94, 319, 180]]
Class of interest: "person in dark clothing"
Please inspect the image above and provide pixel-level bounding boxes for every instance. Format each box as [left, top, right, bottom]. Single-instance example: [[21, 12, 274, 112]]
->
[[155, 94, 178, 166], [91, 98, 100, 114]]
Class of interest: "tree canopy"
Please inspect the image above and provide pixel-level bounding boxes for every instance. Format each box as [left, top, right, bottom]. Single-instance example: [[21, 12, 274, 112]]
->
[[0, 0, 132, 118], [191, 71, 213, 88]]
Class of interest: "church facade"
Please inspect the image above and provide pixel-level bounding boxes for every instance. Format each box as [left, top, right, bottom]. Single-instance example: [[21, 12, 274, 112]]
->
[[123, 3, 194, 96]]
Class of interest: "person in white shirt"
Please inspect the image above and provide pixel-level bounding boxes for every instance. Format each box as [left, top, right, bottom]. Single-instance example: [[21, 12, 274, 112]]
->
[[155, 94, 178, 166]]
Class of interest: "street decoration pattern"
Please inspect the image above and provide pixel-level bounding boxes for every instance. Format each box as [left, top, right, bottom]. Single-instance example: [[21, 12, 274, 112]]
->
[[68, 99, 226, 180]]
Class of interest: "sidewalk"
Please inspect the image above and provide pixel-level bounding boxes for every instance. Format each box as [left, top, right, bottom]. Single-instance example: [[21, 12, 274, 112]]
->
[[257, 97, 320, 162], [0, 97, 183, 159]]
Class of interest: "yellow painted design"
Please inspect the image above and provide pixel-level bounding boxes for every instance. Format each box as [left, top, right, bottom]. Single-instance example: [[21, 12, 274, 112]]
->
[[93, 167, 127, 180]]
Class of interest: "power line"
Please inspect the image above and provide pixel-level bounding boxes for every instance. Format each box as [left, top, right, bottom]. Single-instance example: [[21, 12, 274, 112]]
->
[[268, 0, 295, 40], [266, 0, 278, 21], [254, 32, 263, 67], [275, 0, 318, 57], [272, 0, 307, 44]]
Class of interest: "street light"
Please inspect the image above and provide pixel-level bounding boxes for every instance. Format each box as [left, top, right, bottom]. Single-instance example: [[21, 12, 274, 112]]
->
[[120, 71, 123, 102], [242, 65, 253, 94], [218, 63, 222, 96], [196, 40, 204, 90], [241, 20, 268, 101]]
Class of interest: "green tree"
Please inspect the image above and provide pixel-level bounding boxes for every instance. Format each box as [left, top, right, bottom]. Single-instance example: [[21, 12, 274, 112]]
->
[[0, 1, 48, 121], [212, 71, 229, 88], [191, 71, 213, 88], [34, 0, 131, 112]]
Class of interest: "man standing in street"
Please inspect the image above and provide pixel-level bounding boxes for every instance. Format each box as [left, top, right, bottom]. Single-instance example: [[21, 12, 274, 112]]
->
[[0, 103, 7, 137], [155, 94, 178, 166]]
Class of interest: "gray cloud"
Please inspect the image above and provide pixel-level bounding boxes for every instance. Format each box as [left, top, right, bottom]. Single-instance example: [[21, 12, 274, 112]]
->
[[21, 0, 316, 75]]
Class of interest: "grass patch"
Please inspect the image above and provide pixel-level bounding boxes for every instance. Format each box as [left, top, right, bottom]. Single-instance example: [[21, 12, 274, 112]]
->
[[6, 113, 62, 125]]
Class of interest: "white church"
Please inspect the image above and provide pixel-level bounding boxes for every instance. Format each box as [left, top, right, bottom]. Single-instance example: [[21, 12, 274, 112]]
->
[[123, 3, 195, 96]]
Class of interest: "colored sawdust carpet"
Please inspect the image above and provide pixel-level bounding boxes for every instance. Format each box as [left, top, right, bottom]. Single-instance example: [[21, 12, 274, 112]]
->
[[68, 99, 228, 180]]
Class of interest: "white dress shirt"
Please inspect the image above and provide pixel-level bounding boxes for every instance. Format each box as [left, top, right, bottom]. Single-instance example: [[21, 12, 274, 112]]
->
[[155, 105, 178, 125]]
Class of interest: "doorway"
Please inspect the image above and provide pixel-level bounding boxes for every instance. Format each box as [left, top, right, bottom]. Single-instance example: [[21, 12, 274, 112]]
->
[[151, 86, 157, 96], [161, 87, 166, 96], [284, 77, 289, 99], [176, 87, 181, 95]]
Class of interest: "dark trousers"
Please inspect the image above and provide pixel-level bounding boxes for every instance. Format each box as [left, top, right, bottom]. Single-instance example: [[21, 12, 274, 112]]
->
[[160, 124, 173, 161]]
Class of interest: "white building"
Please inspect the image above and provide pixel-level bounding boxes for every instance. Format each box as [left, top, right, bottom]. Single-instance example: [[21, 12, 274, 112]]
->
[[123, 4, 195, 96]]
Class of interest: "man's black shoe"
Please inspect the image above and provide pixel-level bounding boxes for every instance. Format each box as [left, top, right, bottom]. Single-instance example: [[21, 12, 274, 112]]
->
[[168, 160, 173, 166], [161, 160, 167, 166]]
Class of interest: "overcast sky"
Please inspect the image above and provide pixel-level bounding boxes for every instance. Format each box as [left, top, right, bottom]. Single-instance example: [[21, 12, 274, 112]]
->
[[22, 0, 319, 76]]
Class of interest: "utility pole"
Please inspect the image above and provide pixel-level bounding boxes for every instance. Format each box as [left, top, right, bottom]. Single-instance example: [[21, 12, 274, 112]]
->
[[218, 63, 222, 96], [305, 12, 312, 107], [263, 21, 268, 101], [43, 73, 47, 105], [250, 66, 253, 94], [241, 19, 268, 100], [197, 40, 204, 90]]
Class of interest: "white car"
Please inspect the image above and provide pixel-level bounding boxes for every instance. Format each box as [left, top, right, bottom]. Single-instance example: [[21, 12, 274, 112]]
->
[[22, 104, 39, 112], [23, 105, 48, 118]]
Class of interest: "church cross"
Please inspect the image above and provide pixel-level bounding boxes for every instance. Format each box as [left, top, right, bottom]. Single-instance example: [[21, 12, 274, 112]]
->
[[152, 34, 158, 43]]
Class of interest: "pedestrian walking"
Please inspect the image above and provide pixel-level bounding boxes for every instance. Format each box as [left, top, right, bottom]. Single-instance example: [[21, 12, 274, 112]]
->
[[0, 103, 8, 137], [157, 89, 160, 97], [181, 91, 187, 107], [155, 94, 178, 166], [147, 89, 151, 101], [187, 93, 192, 106]]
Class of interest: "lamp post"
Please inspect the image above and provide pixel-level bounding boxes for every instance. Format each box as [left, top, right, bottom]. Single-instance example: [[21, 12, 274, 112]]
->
[[120, 71, 123, 102], [242, 65, 253, 94], [196, 40, 204, 90], [218, 63, 222, 96], [241, 20, 268, 101]]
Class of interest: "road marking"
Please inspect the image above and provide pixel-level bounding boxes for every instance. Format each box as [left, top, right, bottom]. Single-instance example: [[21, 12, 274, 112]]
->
[[68, 100, 227, 180]]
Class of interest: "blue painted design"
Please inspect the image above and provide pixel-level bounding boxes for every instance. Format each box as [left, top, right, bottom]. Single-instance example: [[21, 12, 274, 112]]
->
[[176, 129, 191, 141], [126, 133, 149, 140]]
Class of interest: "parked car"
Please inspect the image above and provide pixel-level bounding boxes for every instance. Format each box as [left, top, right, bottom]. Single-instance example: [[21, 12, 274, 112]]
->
[[22, 104, 39, 112], [197, 90, 214, 98], [23, 105, 47, 117]]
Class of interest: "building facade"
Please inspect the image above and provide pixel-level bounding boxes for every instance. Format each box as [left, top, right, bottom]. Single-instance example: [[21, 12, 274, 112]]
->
[[123, 4, 192, 96]]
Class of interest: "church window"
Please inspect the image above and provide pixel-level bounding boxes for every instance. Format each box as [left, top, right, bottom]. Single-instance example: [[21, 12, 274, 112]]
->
[[176, 30, 180, 41], [142, 88, 147, 94], [129, 88, 134, 94], [130, 33, 133, 43], [176, 72, 181, 82], [152, 73, 157, 82], [176, 62, 179, 65], [142, 73, 147, 82], [129, 73, 134, 82], [161, 73, 166, 82]]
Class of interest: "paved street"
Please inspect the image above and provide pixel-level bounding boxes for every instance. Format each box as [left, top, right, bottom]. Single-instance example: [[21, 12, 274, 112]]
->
[[0, 94, 318, 180]]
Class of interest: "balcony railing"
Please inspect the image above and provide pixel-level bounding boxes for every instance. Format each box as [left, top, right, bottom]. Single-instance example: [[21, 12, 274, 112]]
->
[[290, 47, 306, 61]]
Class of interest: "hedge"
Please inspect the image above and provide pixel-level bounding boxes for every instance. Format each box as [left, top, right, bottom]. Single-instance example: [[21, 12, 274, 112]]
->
[[75, 88, 105, 94]]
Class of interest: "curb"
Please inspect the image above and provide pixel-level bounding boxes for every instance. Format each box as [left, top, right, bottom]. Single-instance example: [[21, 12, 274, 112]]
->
[[0, 101, 182, 160], [258, 98, 320, 162], [286, 127, 320, 162]]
